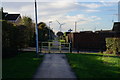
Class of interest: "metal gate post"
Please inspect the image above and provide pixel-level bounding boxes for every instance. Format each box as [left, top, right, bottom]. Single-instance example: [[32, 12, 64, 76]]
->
[[48, 42, 51, 53], [70, 42, 72, 53], [59, 42, 61, 53], [69, 43, 71, 53]]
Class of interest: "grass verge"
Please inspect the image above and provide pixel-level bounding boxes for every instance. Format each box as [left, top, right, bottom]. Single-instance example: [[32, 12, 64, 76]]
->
[[2, 52, 44, 79], [66, 53, 120, 79]]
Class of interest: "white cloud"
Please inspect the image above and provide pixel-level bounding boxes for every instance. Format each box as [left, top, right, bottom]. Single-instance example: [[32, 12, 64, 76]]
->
[[80, 3, 102, 9], [3, 2, 109, 33], [42, 14, 102, 33], [84, 9, 100, 13], [49, 2, 73, 8], [38, 2, 76, 16], [75, 2, 116, 13]]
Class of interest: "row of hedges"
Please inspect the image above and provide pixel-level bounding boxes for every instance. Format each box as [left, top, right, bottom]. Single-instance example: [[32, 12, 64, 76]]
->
[[2, 20, 55, 58], [2, 20, 34, 58], [106, 38, 120, 54], [2, 21, 18, 57]]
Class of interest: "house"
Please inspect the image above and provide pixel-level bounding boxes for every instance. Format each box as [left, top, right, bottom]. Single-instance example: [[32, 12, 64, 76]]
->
[[112, 22, 120, 32], [1, 8, 22, 25], [5, 14, 21, 25]]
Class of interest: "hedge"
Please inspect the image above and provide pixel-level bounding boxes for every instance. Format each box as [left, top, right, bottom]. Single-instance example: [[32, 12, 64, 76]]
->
[[106, 38, 120, 54]]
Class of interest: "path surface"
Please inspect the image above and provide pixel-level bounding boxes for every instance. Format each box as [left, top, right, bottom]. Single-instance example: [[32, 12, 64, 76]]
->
[[33, 53, 77, 79]]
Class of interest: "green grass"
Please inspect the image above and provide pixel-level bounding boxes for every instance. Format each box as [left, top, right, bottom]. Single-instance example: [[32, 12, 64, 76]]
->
[[66, 53, 120, 79], [2, 52, 44, 79]]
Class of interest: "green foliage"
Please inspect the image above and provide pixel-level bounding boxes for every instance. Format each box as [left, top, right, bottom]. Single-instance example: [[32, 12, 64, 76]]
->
[[21, 16, 35, 46], [106, 38, 120, 54], [66, 53, 120, 78], [2, 19, 35, 58], [2, 17, 55, 58], [59, 39, 65, 43], [2, 52, 44, 79], [38, 22, 55, 42], [2, 21, 18, 57], [38, 22, 46, 30], [56, 32, 64, 40], [17, 25, 30, 49], [56, 31, 64, 37], [21, 16, 33, 27]]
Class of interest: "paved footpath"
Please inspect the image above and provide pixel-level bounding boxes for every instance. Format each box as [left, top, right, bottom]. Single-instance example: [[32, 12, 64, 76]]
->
[[33, 53, 77, 79]]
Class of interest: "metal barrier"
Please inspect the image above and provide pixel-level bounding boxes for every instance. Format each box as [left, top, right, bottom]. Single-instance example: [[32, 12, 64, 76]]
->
[[41, 42, 70, 53]]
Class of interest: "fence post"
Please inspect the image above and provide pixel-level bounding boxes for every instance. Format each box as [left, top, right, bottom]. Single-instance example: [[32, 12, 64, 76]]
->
[[48, 42, 51, 53], [69, 43, 71, 53], [59, 42, 61, 53]]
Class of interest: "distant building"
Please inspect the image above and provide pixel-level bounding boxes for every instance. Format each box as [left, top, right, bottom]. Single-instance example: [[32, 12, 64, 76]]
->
[[1, 8, 22, 25], [112, 22, 120, 32], [67, 22, 120, 52], [112, 22, 120, 37]]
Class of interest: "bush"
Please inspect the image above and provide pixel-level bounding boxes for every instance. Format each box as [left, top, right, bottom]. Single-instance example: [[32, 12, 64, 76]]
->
[[59, 40, 65, 43], [2, 21, 18, 58], [17, 25, 30, 49], [2, 21, 33, 58], [106, 38, 120, 54]]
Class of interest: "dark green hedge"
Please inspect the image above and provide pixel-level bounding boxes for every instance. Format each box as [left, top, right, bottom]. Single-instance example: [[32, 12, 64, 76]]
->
[[2, 21, 34, 58], [2, 21, 18, 57], [2, 20, 55, 58]]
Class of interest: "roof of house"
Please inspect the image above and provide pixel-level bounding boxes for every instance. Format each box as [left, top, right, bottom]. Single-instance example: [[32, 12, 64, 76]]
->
[[5, 14, 20, 21], [2, 12, 8, 19], [3, 12, 8, 16], [112, 22, 120, 32]]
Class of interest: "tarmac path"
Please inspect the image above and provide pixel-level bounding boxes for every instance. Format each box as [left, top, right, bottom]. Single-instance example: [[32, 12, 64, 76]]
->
[[33, 53, 77, 79]]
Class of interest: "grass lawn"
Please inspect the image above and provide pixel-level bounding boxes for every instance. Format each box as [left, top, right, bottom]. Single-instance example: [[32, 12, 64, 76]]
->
[[66, 53, 120, 79], [2, 52, 44, 79]]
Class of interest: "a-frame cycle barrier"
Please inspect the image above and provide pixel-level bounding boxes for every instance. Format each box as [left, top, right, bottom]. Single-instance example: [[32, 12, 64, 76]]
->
[[40, 42, 70, 53]]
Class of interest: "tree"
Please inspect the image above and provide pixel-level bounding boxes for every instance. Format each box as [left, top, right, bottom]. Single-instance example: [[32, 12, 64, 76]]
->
[[2, 15, 37, 58], [37, 22, 55, 42], [2, 20, 34, 58], [56, 32, 64, 37], [38, 22, 46, 30], [56, 31, 64, 40], [38, 22, 48, 42], [21, 16, 33, 26], [17, 25, 29, 49], [21, 16, 35, 46]]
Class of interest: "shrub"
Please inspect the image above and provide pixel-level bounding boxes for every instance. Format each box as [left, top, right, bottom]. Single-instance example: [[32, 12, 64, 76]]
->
[[2, 21, 33, 58], [106, 38, 120, 54], [2, 21, 18, 58]]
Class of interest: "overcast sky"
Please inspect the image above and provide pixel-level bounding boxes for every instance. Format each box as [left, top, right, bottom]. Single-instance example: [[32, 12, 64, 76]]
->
[[2, 0, 119, 33]]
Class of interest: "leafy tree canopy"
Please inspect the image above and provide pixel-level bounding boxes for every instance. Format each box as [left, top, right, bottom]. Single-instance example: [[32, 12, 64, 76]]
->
[[38, 22, 47, 30], [21, 16, 33, 27], [56, 32, 64, 37]]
